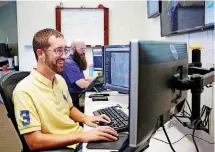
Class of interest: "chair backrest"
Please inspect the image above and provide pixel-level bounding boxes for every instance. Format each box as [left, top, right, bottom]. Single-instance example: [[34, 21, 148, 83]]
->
[[0, 71, 31, 151], [0, 43, 7, 56]]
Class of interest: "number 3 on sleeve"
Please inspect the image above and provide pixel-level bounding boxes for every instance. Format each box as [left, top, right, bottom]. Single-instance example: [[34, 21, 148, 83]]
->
[[20, 110, 30, 126]]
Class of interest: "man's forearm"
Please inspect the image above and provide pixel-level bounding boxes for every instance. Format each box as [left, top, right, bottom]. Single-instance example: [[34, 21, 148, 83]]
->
[[70, 107, 87, 123], [25, 131, 83, 151], [76, 79, 90, 88], [85, 76, 94, 83]]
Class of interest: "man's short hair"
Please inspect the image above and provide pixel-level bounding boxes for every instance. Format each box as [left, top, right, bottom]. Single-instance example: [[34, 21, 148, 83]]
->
[[32, 28, 64, 61]]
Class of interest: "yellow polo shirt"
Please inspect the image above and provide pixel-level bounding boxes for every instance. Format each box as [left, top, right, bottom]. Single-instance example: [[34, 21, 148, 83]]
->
[[13, 70, 83, 149]]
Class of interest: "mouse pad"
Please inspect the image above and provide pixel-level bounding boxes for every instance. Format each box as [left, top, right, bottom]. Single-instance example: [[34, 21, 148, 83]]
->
[[86, 132, 128, 150]]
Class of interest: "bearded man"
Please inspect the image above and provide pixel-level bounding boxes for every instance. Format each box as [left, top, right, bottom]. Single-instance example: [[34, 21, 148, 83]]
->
[[60, 39, 94, 109]]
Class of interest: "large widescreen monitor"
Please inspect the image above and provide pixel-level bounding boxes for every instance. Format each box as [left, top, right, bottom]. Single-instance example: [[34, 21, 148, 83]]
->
[[161, 1, 205, 36], [126, 40, 188, 151], [205, 0, 214, 28], [92, 47, 103, 71]]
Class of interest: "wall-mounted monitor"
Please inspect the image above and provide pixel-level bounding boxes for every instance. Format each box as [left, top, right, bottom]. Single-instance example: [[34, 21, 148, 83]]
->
[[161, 1, 205, 36], [147, 0, 161, 18], [205, 0, 214, 28]]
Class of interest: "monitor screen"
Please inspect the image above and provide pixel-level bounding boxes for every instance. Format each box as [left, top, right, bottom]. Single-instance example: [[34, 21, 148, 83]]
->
[[147, 0, 160, 18], [104, 45, 130, 94], [128, 40, 188, 151], [161, 1, 205, 36], [205, 0, 214, 27], [92, 47, 103, 71]]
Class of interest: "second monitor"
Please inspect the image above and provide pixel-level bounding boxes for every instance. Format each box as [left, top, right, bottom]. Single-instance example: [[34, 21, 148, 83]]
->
[[104, 45, 130, 94], [92, 47, 103, 71]]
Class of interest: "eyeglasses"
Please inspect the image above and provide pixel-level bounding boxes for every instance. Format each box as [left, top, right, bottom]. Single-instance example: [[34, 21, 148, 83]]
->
[[46, 48, 69, 56], [74, 47, 87, 52]]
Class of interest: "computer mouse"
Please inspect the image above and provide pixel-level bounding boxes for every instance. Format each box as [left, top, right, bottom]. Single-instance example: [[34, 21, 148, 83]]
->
[[99, 121, 112, 126], [116, 104, 122, 108]]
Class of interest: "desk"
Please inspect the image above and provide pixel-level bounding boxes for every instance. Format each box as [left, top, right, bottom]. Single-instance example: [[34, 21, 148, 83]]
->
[[83, 91, 214, 152]]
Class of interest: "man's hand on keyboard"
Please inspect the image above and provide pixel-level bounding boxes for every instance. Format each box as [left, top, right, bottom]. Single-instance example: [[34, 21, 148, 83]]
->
[[84, 114, 111, 127], [80, 126, 118, 142]]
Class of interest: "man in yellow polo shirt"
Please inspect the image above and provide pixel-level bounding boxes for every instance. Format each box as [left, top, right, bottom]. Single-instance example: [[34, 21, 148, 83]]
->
[[13, 28, 118, 151]]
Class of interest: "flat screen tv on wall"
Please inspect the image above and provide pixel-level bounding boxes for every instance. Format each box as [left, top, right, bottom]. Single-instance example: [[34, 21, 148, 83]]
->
[[161, 1, 206, 36], [204, 0, 214, 29]]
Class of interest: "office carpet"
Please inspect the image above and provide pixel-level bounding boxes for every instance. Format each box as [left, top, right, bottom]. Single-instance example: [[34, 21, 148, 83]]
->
[[0, 103, 21, 152]]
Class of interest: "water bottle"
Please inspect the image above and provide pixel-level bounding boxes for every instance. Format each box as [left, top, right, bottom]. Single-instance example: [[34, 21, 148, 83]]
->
[[89, 64, 94, 77]]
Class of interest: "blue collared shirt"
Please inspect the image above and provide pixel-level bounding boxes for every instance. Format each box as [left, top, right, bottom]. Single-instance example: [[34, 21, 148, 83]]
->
[[60, 55, 84, 94]]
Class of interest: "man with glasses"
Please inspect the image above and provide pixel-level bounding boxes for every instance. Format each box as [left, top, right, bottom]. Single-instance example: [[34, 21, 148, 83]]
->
[[13, 28, 118, 151], [60, 39, 94, 109]]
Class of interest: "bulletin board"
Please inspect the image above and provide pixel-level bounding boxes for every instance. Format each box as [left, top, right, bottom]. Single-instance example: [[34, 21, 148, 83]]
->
[[55, 7, 109, 46]]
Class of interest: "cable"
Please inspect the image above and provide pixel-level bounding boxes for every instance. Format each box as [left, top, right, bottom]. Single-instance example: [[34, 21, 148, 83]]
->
[[161, 118, 176, 152], [176, 115, 190, 119], [192, 120, 202, 152], [185, 99, 192, 114], [179, 110, 191, 118], [183, 110, 191, 117], [172, 114, 190, 127], [173, 114, 184, 125], [202, 106, 211, 128], [152, 134, 214, 145]]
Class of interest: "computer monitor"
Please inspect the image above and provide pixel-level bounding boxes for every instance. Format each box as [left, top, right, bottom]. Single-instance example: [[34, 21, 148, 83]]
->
[[92, 47, 103, 71], [205, 0, 214, 28], [103, 45, 130, 94], [147, 0, 161, 18], [127, 40, 188, 151]]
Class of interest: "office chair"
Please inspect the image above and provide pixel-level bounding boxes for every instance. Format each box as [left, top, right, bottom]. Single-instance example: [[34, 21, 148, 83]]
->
[[70, 92, 84, 113], [0, 43, 7, 56], [0, 71, 75, 152]]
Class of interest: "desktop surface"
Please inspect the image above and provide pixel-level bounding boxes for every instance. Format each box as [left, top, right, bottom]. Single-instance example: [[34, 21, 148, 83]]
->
[[83, 91, 214, 152]]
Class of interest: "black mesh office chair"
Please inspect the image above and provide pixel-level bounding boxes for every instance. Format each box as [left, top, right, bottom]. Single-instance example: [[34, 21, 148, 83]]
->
[[0, 71, 74, 152], [70, 92, 84, 113]]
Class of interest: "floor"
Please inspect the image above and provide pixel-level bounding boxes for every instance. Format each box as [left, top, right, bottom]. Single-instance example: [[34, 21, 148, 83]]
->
[[0, 103, 22, 152]]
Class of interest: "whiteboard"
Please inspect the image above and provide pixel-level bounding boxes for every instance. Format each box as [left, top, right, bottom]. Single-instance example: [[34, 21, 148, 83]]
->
[[61, 9, 104, 46]]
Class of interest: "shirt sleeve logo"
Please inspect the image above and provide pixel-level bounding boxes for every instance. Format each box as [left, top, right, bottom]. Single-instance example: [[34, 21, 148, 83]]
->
[[62, 91, 67, 102], [20, 110, 30, 126]]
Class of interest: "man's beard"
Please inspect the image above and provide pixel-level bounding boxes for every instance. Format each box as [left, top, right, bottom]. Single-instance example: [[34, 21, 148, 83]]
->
[[73, 50, 87, 70], [45, 54, 64, 73]]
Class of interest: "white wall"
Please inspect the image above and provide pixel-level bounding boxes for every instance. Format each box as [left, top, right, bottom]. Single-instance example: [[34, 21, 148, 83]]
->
[[16, 1, 147, 71]]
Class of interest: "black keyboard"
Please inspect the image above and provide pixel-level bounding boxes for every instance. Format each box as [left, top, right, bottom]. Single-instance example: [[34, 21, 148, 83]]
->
[[93, 106, 129, 132]]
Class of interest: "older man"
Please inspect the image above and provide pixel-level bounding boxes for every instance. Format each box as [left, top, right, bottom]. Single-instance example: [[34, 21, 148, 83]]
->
[[60, 40, 94, 108]]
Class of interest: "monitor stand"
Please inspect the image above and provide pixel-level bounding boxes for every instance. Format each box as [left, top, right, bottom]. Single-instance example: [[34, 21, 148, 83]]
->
[[118, 139, 149, 152], [173, 66, 214, 132]]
